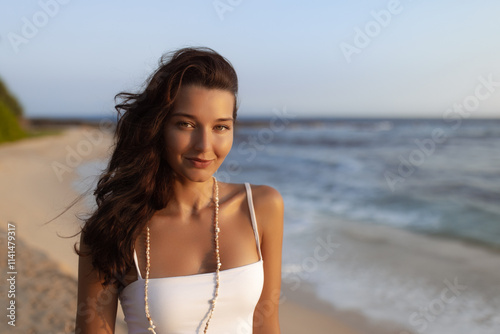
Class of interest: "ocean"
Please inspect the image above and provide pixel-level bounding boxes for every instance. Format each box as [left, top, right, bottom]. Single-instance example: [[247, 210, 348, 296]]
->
[[75, 117, 500, 334]]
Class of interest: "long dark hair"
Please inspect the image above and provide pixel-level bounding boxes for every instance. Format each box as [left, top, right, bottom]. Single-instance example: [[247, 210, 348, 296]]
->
[[77, 47, 239, 288]]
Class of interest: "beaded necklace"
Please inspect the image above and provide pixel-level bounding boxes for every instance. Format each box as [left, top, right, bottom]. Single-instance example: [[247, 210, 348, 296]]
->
[[143, 176, 220, 333]]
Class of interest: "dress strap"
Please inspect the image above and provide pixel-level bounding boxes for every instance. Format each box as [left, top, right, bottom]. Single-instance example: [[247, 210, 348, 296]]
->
[[133, 249, 143, 279], [244, 183, 263, 261]]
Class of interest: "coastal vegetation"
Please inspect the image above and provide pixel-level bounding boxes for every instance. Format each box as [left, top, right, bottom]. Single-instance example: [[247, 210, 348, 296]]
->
[[0, 77, 26, 143]]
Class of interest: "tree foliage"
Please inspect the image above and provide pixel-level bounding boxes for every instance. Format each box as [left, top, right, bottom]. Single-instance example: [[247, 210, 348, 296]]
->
[[0, 77, 23, 117], [0, 101, 26, 143], [0, 77, 26, 143]]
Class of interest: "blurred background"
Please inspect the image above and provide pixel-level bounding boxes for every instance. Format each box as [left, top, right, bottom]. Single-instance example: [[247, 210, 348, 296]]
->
[[1, 1, 499, 333], [2, 0, 500, 119]]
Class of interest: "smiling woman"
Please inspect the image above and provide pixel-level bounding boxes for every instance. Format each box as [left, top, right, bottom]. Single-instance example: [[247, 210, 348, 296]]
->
[[74, 47, 284, 334]]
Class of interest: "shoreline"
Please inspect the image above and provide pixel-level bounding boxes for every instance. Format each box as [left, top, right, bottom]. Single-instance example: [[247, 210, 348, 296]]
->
[[291, 211, 500, 334], [280, 279, 417, 334], [0, 126, 376, 333]]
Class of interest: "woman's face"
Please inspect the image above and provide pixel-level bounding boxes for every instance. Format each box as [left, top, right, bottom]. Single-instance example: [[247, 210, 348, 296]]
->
[[164, 84, 235, 182]]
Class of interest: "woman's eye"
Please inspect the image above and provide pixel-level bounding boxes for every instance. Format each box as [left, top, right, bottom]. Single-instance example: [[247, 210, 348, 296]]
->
[[214, 125, 231, 131], [177, 121, 193, 128]]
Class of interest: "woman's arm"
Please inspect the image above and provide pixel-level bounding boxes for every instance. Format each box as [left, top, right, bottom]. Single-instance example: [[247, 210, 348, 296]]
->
[[75, 233, 119, 334], [253, 185, 285, 334]]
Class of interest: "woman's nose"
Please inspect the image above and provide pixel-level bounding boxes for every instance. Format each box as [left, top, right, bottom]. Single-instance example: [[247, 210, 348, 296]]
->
[[193, 127, 211, 152]]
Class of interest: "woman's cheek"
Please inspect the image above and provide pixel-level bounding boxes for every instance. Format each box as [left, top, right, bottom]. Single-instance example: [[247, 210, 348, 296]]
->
[[166, 132, 189, 151], [219, 136, 233, 157]]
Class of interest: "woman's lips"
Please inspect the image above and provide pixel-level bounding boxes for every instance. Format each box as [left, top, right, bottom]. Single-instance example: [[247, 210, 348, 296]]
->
[[186, 157, 213, 168]]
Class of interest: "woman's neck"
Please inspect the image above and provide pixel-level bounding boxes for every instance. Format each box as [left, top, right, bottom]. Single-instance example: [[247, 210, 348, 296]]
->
[[159, 176, 216, 219]]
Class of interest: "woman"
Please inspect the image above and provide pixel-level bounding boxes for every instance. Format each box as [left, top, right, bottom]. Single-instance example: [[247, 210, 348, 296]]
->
[[75, 47, 284, 334]]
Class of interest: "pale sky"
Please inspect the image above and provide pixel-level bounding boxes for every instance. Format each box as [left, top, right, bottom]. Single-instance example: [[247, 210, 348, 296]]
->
[[1, 0, 499, 118]]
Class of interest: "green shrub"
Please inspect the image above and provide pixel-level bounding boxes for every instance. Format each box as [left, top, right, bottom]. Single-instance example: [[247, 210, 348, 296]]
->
[[0, 78, 23, 118], [0, 101, 26, 143]]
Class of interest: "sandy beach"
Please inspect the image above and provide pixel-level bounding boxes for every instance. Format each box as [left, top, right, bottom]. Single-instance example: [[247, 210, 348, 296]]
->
[[0, 126, 384, 333]]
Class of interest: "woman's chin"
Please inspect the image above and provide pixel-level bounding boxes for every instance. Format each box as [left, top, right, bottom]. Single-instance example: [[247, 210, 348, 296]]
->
[[176, 169, 216, 183]]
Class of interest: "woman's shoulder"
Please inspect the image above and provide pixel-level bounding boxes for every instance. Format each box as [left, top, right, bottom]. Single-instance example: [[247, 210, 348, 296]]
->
[[219, 181, 284, 238], [241, 182, 284, 227], [248, 183, 283, 207], [220, 181, 283, 207]]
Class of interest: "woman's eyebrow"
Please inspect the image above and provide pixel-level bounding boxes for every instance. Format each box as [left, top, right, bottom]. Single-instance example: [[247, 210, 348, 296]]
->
[[171, 113, 234, 122], [170, 112, 195, 119], [216, 117, 234, 122]]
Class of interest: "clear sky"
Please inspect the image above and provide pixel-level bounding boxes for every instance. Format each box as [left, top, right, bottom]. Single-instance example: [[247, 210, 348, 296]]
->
[[1, 0, 499, 118]]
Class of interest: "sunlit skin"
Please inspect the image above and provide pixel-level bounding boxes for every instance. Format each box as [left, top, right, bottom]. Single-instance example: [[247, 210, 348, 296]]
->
[[75, 84, 284, 334]]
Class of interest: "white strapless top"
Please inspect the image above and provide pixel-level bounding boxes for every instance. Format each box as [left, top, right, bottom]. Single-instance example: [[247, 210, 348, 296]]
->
[[119, 183, 264, 334]]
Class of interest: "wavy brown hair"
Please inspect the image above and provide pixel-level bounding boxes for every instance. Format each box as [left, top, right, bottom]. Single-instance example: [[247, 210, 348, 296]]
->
[[77, 47, 239, 288]]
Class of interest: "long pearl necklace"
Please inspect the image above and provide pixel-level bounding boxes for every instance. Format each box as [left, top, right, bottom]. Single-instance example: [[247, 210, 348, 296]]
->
[[144, 176, 221, 334]]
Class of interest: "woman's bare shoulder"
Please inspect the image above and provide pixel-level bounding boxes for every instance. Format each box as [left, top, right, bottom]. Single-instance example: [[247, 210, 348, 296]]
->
[[220, 181, 283, 205], [250, 184, 283, 206], [218, 181, 284, 213], [247, 183, 284, 228]]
